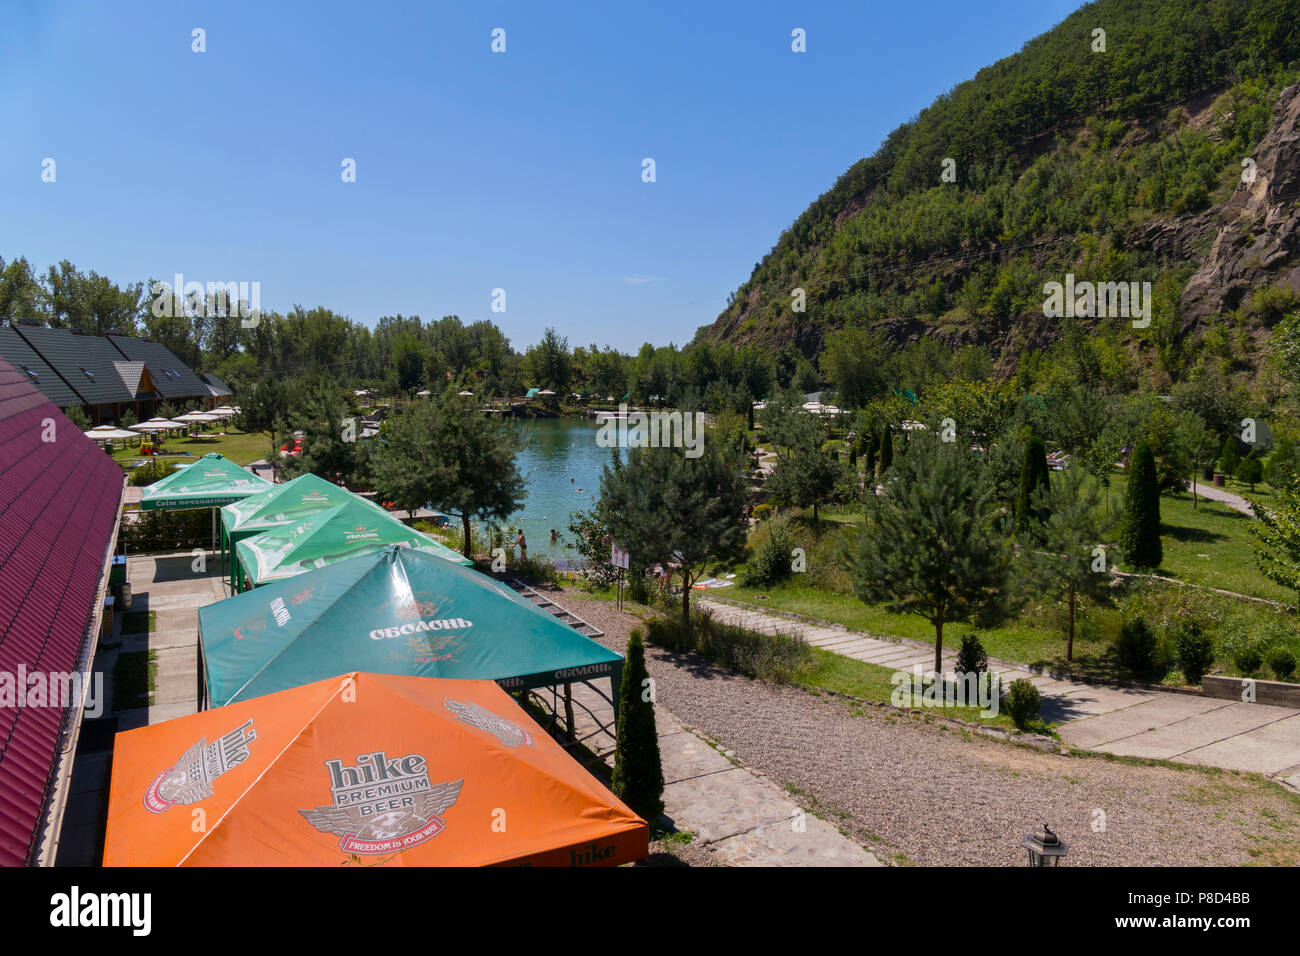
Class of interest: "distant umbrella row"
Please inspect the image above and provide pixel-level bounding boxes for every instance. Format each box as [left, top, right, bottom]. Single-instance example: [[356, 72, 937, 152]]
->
[[84, 406, 241, 444]]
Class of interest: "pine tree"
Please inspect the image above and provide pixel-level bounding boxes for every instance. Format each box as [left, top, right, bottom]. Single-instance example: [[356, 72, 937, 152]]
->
[[878, 425, 894, 475], [1020, 465, 1118, 660], [1218, 436, 1241, 477], [852, 432, 1010, 672], [1121, 440, 1162, 570], [601, 442, 748, 627], [1015, 434, 1051, 533], [611, 631, 664, 825]]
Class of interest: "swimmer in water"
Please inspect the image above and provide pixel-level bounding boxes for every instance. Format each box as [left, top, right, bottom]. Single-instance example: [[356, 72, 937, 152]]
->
[[550, 528, 558, 544]]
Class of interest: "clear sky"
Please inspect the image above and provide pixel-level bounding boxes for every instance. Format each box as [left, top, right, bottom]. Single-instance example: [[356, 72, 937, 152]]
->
[[0, 0, 1084, 352]]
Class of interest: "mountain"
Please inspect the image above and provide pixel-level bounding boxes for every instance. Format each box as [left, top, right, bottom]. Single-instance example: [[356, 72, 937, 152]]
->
[[699, 0, 1300, 381]]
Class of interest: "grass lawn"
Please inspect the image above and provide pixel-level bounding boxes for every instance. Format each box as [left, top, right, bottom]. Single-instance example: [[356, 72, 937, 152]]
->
[[798, 647, 1039, 733], [113, 427, 271, 470], [1108, 475, 1291, 604], [112, 649, 158, 709], [715, 582, 1090, 672]]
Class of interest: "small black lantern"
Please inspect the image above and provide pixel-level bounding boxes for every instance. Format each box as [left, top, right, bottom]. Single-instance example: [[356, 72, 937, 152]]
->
[[1022, 823, 1068, 866]]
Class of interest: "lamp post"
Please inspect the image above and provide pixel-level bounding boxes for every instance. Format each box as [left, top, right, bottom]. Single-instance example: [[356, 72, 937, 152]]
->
[[1022, 823, 1068, 866]]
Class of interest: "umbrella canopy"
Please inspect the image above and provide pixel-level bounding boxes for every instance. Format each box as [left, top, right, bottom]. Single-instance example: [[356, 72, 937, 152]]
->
[[221, 474, 469, 589], [84, 425, 139, 440], [537, 389, 556, 396], [233, 498, 469, 588], [129, 418, 174, 432], [103, 672, 648, 866], [139, 453, 271, 511], [172, 411, 218, 424], [198, 545, 624, 707]]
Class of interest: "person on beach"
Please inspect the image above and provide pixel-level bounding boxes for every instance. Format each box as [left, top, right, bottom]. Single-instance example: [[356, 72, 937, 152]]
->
[[515, 528, 527, 561]]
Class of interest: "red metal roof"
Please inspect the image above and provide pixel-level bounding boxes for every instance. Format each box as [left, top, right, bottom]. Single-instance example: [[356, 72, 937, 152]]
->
[[0, 354, 124, 865]]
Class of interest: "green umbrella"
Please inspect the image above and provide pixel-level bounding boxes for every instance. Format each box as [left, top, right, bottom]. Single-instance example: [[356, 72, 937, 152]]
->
[[221, 473, 383, 589], [198, 545, 623, 707], [139, 453, 271, 511], [234, 498, 470, 588]]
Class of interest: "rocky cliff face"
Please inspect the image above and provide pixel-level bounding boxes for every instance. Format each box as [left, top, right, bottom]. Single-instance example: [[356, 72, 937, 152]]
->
[[1182, 82, 1300, 327]]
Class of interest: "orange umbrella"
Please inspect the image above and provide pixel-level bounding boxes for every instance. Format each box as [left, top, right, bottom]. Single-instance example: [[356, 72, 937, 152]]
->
[[103, 673, 648, 866]]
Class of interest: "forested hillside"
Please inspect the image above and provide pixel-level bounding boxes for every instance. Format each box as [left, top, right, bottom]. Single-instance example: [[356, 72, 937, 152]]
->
[[702, 0, 1300, 389]]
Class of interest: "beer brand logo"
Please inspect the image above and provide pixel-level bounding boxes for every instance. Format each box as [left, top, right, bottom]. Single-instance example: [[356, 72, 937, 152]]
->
[[345, 524, 379, 541], [143, 719, 257, 813], [289, 586, 315, 606], [299, 752, 461, 855], [445, 698, 535, 747]]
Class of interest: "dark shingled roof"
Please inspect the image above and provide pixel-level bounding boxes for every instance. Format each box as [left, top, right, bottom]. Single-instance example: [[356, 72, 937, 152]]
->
[[107, 335, 207, 400], [0, 326, 81, 407], [0, 354, 123, 866], [12, 325, 134, 406], [200, 372, 233, 397]]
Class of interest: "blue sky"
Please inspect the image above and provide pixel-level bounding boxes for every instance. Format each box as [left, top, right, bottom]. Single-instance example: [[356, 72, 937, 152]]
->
[[0, 0, 1084, 352]]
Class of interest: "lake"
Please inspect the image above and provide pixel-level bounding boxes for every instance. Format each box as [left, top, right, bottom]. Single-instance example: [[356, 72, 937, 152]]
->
[[504, 418, 610, 561]]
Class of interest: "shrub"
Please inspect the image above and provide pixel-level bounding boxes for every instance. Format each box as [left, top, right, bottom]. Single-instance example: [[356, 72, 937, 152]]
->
[[1175, 622, 1216, 685], [130, 459, 178, 487], [1232, 641, 1265, 675], [751, 503, 773, 522], [1005, 678, 1041, 730], [611, 631, 664, 824], [1266, 646, 1297, 681], [643, 607, 812, 683], [741, 514, 795, 588], [1113, 617, 1158, 677], [955, 633, 989, 679]]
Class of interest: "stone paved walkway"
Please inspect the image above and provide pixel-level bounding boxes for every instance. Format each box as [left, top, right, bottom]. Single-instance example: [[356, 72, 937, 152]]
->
[[555, 680, 882, 866], [697, 597, 1300, 792]]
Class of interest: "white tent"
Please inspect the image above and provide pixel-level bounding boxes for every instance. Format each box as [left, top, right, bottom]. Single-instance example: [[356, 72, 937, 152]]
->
[[85, 425, 139, 444]]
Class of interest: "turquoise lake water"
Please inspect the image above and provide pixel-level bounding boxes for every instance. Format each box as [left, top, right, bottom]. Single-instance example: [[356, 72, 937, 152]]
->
[[502, 418, 609, 561]]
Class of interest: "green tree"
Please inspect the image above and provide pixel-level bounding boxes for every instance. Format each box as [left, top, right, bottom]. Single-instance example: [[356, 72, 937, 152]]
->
[[1015, 434, 1051, 533], [370, 386, 527, 558], [850, 432, 1010, 672], [1248, 484, 1300, 608], [601, 443, 748, 627], [1218, 436, 1241, 477], [523, 327, 572, 394], [1121, 440, 1162, 570], [1179, 412, 1216, 509], [765, 407, 840, 522], [878, 424, 894, 475], [611, 631, 664, 825], [1239, 452, 1263, 492], [1019, 466, 1118, 660], [279, 373, 366, 487]]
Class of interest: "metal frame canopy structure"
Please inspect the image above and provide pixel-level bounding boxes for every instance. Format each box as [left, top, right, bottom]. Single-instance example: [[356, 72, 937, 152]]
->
[[138, 453, 270, 511], [231, 497, 470, 590], [102, 672, 648, 866], [197, 545, 624, 708]]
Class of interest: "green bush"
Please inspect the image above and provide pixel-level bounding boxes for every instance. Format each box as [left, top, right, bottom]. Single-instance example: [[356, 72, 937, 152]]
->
[[1113, 617, 1158, 677], [643, 607, 812, 684], [130, 459, 178, 486], [1266, 646, 1297, 681], [1005, 678, 1041, 730], [1232, 641, 1265, 675], [740, 514, 795, 588], [1175, 622, 1216, 685], [751, 503, 773, 522], [954, 633, 989, 678]]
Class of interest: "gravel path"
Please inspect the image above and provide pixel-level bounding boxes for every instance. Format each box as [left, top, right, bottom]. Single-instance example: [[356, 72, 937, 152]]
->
[[559, 591, 1300, 867]]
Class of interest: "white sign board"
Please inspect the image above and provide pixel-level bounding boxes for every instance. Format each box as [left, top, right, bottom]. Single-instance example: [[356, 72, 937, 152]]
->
[[610, 543, 630, 570]]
